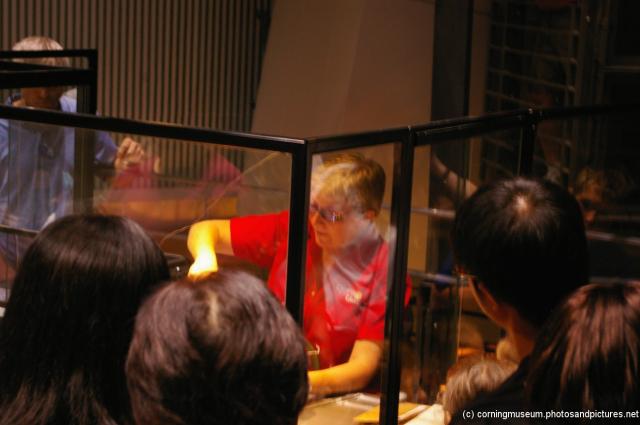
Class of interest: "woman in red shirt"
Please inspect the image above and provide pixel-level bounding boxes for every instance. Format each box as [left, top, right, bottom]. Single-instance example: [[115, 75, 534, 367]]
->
[[188, 154, 410, 396]]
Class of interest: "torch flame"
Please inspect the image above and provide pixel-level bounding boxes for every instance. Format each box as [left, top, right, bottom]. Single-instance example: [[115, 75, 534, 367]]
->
[[189, 247, 219, 279]]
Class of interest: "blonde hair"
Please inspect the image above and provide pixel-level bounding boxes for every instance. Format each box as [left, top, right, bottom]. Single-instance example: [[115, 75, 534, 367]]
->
[[311, 153, 385, 214], [12, 36, 71, 68]]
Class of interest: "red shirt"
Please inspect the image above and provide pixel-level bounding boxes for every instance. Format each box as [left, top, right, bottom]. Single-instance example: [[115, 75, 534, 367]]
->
[[231, 211, 410, 368]]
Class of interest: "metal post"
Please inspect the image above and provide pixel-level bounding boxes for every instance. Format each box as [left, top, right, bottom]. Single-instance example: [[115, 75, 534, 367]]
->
[[73, 50, 99, 214], [285, 144, 312, 324], [380, 130, 414, 425], [518, 110, 538, 176]]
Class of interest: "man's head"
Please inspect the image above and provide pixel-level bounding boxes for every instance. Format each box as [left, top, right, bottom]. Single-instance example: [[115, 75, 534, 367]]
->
[[451, 177, 589, 330], [126, 270, 309, 425], [309, 154, 385, 251], [12, 36, 70, 109]]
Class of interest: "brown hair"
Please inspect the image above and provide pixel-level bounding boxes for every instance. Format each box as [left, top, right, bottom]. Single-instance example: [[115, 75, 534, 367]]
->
[[126, 270, 309, 425], [0, 214, 169, 425], [527, 281, 640, 412]]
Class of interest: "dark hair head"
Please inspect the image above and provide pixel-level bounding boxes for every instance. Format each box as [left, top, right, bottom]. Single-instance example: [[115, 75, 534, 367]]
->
[[451, 177, 589, 327], [527, 281, 640, 412], [0, 214, 169, 425], [126, 270, 309, 425]]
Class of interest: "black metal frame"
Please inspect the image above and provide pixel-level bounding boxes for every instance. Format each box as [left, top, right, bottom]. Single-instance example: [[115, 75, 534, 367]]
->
[[1, 62, 640, 424]]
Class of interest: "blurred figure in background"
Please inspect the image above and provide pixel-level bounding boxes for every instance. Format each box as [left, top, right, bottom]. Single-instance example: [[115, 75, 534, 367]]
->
[[573, 166, 640, 280], [573, 166, 637, 229], [0, 36, 143, 268]]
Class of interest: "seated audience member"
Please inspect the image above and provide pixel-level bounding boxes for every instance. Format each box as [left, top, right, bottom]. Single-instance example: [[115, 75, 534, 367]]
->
[[449, 177, 589, 424], [126, 270, 308, 425], [0, 215, 169, 425], [442, 357, 517, 424], [527, 281, 640, 421]]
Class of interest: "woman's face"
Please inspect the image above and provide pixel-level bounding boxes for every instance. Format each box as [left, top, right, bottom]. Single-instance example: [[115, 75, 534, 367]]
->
[[309, 193, 373, 253]]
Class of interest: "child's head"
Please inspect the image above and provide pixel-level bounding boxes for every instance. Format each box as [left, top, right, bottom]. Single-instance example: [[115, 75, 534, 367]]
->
[[441, 356, 517, 419]]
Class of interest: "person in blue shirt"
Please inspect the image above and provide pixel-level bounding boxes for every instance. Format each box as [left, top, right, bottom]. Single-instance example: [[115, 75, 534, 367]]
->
[[0, 36, 143, 268]]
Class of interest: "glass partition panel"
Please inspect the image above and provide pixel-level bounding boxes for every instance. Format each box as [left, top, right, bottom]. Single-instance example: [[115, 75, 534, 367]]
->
[[0, 119, 293, 302], [0, 118, 83, 303], [94, 132, 292, 280], [299, 143, 399, 424], [402, 131, 523, 407]]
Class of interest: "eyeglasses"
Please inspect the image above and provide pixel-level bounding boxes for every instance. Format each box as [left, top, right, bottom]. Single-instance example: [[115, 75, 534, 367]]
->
[[309, 203, 345, 223]]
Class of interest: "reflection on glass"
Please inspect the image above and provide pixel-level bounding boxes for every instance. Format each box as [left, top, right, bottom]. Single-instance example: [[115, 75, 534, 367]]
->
[[401, 143, 470, 404]]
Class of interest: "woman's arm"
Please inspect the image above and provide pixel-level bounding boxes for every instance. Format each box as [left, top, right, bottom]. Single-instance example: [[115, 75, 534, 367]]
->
[[308, 339, 383, 397], [187, 220, 232, 278]]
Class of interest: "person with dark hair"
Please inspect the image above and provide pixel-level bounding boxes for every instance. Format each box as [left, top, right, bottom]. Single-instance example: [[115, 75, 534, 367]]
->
[[187, 153, 411, 396], [527, 281, 640, 422], [126, 270, 308, 425], [0, 214, 169, 425], [449, 177, 589, 424]]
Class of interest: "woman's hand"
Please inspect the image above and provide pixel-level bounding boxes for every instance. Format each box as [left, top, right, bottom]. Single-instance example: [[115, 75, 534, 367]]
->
[[187, 220, 233, 279], [307, 340, 383, 397], [189, 248, 218, 279]]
